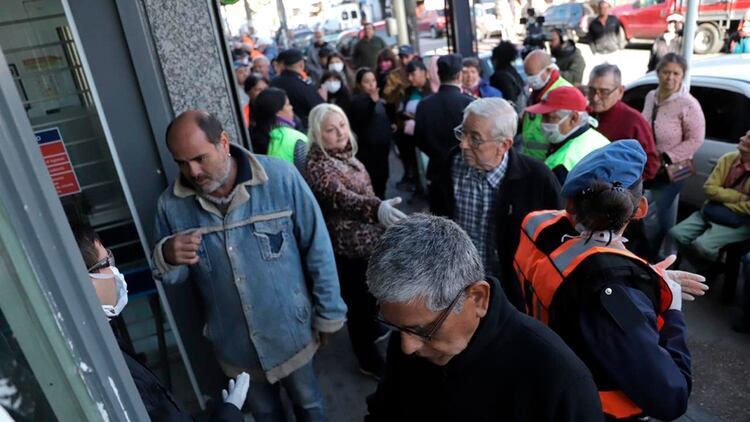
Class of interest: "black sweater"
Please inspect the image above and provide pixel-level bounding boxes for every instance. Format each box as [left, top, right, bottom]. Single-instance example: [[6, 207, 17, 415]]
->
[[365, 278, 604, 422]]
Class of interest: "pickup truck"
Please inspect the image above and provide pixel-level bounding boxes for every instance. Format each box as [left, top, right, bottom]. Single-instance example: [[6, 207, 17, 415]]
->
[[613, 0, 750, 54]]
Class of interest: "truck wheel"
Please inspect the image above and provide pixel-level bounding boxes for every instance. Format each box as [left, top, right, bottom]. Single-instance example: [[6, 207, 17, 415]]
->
[[694, 23, 722, 54]]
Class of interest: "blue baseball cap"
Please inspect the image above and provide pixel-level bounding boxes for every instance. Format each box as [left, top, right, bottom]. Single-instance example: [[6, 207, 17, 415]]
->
[[561, 139, 646, 198]]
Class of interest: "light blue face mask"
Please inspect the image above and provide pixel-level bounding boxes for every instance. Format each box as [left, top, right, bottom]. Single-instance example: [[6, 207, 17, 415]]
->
[[90, 266, 128, 319]]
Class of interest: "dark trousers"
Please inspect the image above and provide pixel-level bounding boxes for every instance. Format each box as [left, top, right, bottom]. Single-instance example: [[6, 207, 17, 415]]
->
[[357, 144, 390, 200], [396, 133, 417, 180], [335, 254, 384, 371]]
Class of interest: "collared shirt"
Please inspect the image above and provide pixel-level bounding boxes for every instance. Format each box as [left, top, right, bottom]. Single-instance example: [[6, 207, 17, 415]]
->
[[724, 156, 750, 192], [452, 152, 509, 278]]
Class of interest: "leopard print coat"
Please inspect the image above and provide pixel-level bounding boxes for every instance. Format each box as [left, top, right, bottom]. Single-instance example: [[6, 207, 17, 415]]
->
[[305, 142, 385, 259]]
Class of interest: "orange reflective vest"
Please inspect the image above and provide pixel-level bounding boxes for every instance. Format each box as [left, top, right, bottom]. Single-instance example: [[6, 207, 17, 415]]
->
[[513, 210, 673, 420]]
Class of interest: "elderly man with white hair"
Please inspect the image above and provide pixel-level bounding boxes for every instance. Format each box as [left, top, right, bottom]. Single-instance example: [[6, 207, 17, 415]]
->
[[430, 98, 562, 310], [363, 214, 603, 421]]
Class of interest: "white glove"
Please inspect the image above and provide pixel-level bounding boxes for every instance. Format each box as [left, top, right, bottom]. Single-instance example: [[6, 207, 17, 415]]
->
[[654, 254, 709, 301], [378, 197, 407, 227], [222, 372, 250, 411]]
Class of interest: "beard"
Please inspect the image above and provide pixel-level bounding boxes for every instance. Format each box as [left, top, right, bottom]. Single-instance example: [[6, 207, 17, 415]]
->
[[195, 156, 233, 195]]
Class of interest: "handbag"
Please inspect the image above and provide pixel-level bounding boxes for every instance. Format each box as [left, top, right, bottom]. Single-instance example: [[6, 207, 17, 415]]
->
[[664, 159, 696, 183], [651, 104, 696, 183]]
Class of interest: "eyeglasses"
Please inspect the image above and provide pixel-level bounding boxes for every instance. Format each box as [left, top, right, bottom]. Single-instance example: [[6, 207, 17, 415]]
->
[[376, 288, 466, 342], [586, 86, 618, 99], [454, 125, 486, 149], [88, 249, 115, 273]]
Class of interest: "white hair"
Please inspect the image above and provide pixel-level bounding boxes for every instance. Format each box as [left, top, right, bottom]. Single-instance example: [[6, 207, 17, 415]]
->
[[462, 98, 518, 142], [366, 214, 484, 312], [306, 103, 358, 157]]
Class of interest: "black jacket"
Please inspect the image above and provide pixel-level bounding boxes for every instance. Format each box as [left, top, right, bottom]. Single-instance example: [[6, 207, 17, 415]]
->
[[120, 342, 242, 422], [588, 15, 626, 54], [551, 41, 586, 85], [365, 278, 604, 422], [430, 148, 562, 309], [489, 65, 525, 107], [270, 70, 323, 129], [414, 85, 474, 181]]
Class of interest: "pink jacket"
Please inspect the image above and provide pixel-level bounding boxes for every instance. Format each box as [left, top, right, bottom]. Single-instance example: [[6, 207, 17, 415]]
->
[[641, 85, 705, 163]]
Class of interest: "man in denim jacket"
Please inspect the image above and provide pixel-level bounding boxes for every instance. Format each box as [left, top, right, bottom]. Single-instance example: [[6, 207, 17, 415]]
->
[[152, 110, 346, 421]]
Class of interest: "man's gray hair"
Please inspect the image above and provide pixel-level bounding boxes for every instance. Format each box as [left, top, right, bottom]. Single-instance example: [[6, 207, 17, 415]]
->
[[589, 63, 622, 87], [462, 98, 518, 142], [366, 214, 484, 312]]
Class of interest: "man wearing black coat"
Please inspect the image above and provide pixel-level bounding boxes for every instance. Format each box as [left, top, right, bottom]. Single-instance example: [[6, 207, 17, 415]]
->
[[414, 54, 474, 187], [430, 98, 562, 310], [270, 49, 323, 130], [364, 214, 603, 422]]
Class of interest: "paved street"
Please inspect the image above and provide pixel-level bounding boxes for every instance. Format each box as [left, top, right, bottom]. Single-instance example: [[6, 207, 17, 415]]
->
[[311, 151, 750, 421]]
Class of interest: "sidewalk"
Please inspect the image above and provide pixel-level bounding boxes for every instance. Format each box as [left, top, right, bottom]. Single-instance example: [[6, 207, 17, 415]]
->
[[312, 151, 749, 421]]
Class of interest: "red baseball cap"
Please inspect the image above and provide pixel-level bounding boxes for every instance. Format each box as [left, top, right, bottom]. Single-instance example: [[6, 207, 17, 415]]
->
[[525, 86, 588, 115]]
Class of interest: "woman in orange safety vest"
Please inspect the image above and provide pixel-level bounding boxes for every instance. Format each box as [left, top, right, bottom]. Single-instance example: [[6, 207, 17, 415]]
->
[[513, 139, 708, 421]]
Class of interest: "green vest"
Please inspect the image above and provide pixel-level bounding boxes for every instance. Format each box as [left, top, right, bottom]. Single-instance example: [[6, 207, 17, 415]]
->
[[267, 126, 308, 163], [521, 77, 573, 160], [544, 127, 610, 173]]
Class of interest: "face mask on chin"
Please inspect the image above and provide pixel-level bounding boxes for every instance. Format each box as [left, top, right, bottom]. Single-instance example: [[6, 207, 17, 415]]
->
[[90, 266, 129, 319]]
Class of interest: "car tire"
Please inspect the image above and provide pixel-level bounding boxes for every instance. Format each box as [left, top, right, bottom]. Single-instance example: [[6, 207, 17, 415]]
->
[[430, 26, 438, 39], [694, 23, 722, 54]]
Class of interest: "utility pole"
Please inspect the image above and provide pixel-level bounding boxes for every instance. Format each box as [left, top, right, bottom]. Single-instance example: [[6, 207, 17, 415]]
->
[[393, 0, 410, 46], [404, 0, 419, 54], [276, 0, 289, 48], [681, 0, 699, 88]]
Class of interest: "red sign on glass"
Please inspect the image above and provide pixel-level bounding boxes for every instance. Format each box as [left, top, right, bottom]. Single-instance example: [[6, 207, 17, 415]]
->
[[35, 127, 81, 197]]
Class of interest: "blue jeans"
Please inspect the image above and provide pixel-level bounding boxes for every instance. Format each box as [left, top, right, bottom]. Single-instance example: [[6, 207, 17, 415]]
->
[[246, 361, 325, 422], [645, 179, 687, 260]]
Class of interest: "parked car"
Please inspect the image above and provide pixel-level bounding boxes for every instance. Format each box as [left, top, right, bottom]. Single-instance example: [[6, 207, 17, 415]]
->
[[622, 55, 750, 209], [613, 0, 750, 54], [418, 9, 447, 38], [474, 3, 506, 40], [543, 2, 594, 42]]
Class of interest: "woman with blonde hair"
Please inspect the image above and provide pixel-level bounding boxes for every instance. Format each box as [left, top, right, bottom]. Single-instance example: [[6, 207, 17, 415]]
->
[[305, 103, 406, 379]]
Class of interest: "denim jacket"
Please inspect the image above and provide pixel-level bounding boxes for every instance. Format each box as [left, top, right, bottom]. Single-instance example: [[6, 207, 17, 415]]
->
[[152, 145, 346, 383]]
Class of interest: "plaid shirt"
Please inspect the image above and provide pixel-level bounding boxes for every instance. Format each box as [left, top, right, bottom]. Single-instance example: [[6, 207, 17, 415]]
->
[[452, 153, 509, 278]]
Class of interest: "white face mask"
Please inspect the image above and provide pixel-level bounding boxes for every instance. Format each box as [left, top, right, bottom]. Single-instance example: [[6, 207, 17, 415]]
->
[[90, 266, 128, 319], [528, 65, 554, 90], [540, 114, 570, 144], [323, 80, 342, 94], [329, 62, 344, 72]]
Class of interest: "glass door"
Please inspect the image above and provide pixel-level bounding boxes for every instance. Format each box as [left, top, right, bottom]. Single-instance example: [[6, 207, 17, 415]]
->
[[0, 0, 146, 271]]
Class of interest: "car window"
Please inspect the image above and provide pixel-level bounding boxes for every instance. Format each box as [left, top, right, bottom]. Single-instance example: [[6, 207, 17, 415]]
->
[[622, 83, 656, 112], [690, 86, 750, 144]]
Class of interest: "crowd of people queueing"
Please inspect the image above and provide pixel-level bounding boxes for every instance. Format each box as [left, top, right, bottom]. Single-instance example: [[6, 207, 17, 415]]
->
[[71, 16, 750, 421]]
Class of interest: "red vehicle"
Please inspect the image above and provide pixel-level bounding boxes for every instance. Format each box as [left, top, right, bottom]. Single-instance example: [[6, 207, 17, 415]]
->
[[613, 0, 750, 54], [417, 9, 447, 38]]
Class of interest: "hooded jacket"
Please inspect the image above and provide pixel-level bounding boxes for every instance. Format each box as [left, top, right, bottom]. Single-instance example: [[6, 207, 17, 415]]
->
[[551, 40, 586, 85]]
